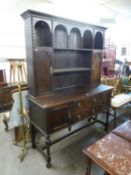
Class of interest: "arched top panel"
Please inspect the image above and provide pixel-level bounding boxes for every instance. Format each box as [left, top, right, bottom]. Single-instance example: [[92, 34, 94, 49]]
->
[[54, 24, 68, 48], [34, 20, 52, 47], [69, 27, 81, 48], [94, 31, 103, 49], [83, 30, 93, 49]]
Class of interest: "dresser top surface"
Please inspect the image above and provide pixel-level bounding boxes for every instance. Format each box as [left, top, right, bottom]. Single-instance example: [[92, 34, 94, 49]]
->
[[28, 84, 113, 109]]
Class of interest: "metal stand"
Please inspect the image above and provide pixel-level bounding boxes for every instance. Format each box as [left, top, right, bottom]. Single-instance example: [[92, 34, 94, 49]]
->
[[17, 66, 29, 161]]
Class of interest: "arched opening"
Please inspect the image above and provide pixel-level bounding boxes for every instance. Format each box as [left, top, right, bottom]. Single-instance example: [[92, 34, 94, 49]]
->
[[35, 21, 51, 46]]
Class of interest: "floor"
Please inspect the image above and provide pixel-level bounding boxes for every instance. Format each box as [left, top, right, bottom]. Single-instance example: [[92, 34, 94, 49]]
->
[[0, 105, 131, 175]]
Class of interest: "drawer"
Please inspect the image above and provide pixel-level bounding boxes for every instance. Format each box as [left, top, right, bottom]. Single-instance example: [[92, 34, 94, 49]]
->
[[72, 97, 95, 122], [72, 97, 94, 113], [72, 108, 95, 122]]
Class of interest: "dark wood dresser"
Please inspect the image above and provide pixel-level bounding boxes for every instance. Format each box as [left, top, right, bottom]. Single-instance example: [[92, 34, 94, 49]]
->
[[21, 10, 113, 167]]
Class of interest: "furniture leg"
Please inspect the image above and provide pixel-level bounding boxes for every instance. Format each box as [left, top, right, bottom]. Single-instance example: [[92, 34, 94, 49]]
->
[[12, 61, 16, 83], [14, 126, 19, 144], [45, 135, 51, 168], [10, 64, 13, 83], [85, 157, 91, 175], [105, 109, 109, 131], [19, 64, 24, 82], [113, 108, 116, 128], [3, 114, 9, 131], [31, 124, 36, 148], [22, 63, 27, 81]]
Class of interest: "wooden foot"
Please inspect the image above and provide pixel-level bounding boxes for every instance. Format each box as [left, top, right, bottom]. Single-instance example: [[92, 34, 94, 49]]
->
[[14, 127, 19, 144], [85, 157, 91, 175]]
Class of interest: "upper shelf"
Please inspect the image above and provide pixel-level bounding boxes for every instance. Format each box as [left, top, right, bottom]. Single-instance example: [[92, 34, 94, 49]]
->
[[33, 20, 104, 50], [53, 48, 93, 52], [53, 67, 91, 74]]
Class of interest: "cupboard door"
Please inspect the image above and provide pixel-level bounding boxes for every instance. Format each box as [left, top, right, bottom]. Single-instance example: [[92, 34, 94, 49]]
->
[[48, 105, 70, 132], [91, 51, 102, 84], [33, 48, 53, 96]]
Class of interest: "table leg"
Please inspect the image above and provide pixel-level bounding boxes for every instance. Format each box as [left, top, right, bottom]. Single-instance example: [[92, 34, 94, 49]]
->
[[85, 157, 91, 175], [46, 135, 51, 168], [113, 108, 116, 128], [31, 124, 36, 148], [105, 108, 109, 131]]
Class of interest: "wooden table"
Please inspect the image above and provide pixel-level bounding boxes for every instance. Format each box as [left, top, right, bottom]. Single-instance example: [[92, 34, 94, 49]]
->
[[83, 120, 131, 175]]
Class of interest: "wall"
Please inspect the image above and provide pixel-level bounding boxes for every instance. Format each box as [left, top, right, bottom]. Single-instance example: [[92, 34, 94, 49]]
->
[[1, 0, 131, 82], [105, 17, 131, 63], [0, 13, 26, 83]]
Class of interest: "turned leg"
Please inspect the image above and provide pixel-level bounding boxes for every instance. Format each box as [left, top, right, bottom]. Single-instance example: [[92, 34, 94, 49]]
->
[[113, 108, 116, 128], [31, 124, 36, 148], [45, 135, 51, 168], [3, 116, 9, 131], [85, 157, 91, 175], [105, 109, 109, 131], [14, 126, 19, 144]]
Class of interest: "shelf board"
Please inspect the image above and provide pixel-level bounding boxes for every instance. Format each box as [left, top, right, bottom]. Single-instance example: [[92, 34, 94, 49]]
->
[[34, 47, 94, 52], [53, 67, 91, 74], [53, 48, 93, 52]]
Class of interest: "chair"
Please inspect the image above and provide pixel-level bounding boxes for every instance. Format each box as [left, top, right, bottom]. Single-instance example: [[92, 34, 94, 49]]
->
[[3, 87, 29, 144], [121, 75, 131, 92], [83, 120, 131, 175], [101, 76, 131, 127]]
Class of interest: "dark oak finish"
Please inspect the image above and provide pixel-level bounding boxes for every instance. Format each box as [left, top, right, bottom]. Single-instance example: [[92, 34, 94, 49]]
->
[[21, 9, 107, 96], [28, 84, 112, 134], [21, 10, 113, 167]]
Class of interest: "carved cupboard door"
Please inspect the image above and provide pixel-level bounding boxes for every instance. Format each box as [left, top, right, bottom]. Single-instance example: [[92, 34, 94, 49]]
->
[[33, 47, 53, 96], [91, 51, 102, 85]]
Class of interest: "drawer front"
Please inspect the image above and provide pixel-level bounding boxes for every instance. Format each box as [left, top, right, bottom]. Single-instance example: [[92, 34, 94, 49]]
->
[[72, 97, 95, 122], [73, 97, 95, 112], [72, 90, 112, 122], [48, 104, 70, 132], [72, 109, 95, 122]]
